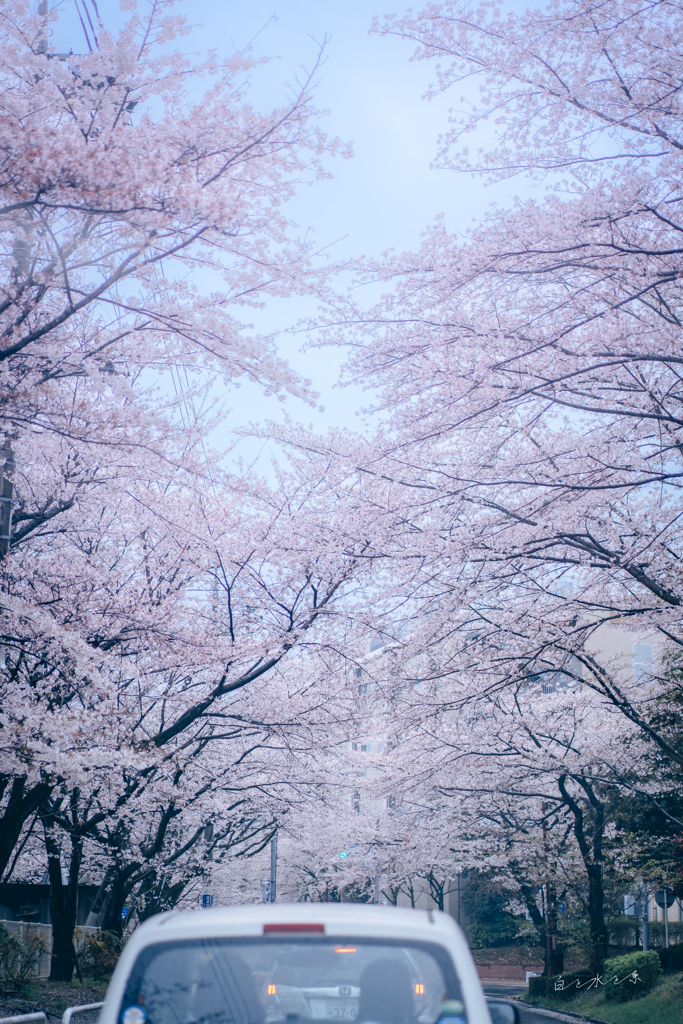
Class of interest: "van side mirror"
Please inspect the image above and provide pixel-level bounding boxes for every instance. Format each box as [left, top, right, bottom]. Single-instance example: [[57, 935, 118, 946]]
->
[[486, 999, 521, 1024]]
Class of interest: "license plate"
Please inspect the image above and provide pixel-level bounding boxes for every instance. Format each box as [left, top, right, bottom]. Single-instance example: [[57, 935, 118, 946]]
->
[[309, 1000, 357, 1020]]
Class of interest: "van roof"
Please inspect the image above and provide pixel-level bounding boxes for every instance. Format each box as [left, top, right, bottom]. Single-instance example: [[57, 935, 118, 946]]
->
[[139, 902, 457, 942]]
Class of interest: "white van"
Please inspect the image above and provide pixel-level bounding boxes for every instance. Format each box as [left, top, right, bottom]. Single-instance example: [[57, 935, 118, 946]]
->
[[96, 904, 518, 1024]]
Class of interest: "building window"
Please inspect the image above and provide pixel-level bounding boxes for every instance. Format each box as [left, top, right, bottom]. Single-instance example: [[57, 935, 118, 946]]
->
[[536, 670, 565, 694], [358, 683, 369, 695], [353, 791, 360, 813], [633, 644, 653, 682]]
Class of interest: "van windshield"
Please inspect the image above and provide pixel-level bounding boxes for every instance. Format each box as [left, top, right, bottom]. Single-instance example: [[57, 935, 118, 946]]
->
[[119, 938, 465, 1024]]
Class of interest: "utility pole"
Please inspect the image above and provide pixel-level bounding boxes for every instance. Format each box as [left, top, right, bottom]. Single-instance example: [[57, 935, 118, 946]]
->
[[37, 0, 48, 53], [270, 836, 277, 903], [664, 889, 669, 949], [0, 439, 15, 560], [457, 873, 461, 926]]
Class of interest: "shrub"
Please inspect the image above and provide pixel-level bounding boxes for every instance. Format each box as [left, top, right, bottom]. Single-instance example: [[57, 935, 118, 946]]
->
[[0, 923, 45, 993], [462, 870, 528, 947], [644, 921, 683, 947], [603, 951, 661, 1001], [529, 972, 594, 1001], [80, 931, 122, 981], [609, 916, 639, 948], [467, 914, 524, 949]]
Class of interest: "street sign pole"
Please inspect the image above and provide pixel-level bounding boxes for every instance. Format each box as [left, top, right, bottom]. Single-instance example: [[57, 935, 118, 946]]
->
[[642, 883, 648, 951], [654, 888, 675, 947]]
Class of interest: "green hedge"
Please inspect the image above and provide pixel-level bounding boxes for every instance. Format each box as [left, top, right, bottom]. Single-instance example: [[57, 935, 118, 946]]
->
[[658, 944, 683, 972], [643, 921, 683, 947], [528, 972, 594, 1001], [603, 951, 661, 1001], [529, 953, 662, 1004]]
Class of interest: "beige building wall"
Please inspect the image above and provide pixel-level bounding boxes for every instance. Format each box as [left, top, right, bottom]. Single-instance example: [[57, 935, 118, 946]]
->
[[584, 620, 662, 684], [0, 919, 52, 979]]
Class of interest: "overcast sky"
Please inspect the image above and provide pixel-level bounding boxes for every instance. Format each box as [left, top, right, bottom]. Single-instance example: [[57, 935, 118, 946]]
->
[[52, 0, 538, 453]]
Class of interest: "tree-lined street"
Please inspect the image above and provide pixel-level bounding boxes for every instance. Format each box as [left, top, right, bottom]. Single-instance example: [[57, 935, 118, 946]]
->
[[1, 0, 683, 1014]]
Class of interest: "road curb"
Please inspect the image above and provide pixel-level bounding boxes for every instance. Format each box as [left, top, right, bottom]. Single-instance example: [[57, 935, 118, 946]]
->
[[511, 995, 613, 1024]]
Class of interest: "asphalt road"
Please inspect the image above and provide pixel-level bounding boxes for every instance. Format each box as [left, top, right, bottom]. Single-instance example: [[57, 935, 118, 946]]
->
[[0, 985, 572, 1024], [483, 983, 574, 1024]]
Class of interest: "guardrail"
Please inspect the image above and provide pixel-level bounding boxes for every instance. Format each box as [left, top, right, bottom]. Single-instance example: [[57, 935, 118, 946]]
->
[[0, 1014, 47, 1024], [62, 1003, 105, 1024]]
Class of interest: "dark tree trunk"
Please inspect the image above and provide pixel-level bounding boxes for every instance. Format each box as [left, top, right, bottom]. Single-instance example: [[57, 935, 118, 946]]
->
[[402, 879, 417, 908], [587, 863, 607, 970], [100, 799, 192, 934], [43, 809, 83, 982], [84, 864, 116, 925], [0, 777, 53, 878], [515, 876, 550, 971], [426, 872, 446, 911], [136, 873, 193, 923], [381, 884, 402, 906], [511, 868, 564, 976], [558, 775, 607, 975], [101, 863, 138, 937]]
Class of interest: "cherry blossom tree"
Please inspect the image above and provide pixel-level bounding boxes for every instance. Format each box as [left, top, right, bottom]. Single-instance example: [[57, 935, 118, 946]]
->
[[1, 444, 374, 974], [0, 0, 371, 976], [0, 0, 348, 558], [0, 0, 335, 865], [247, 0, 683, 960], [301, 0, 683, 778], [364, 665, 655, 970]]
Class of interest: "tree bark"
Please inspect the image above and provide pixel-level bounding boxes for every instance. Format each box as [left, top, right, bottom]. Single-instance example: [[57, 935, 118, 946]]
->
[[43, 806, 83, 982], [0, 777, 53, 878], [425, 871, 446, 911], [512, 871, 551, 971], [586, 863, 606, 971], [84, 865, 116, 926], [381, 884, 402, 906], [101, 862, 139, 937], [558, 775, 607, 973]]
